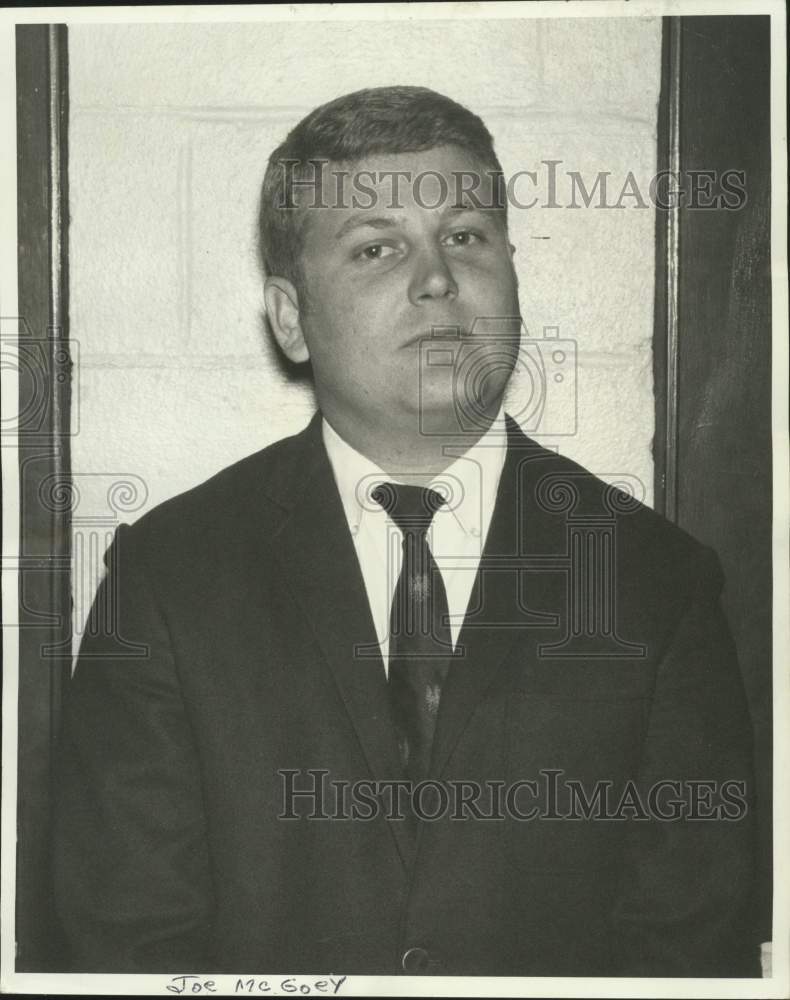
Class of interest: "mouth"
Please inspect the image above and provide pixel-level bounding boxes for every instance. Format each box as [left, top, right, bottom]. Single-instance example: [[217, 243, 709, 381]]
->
[[400, 328, 468, 349]]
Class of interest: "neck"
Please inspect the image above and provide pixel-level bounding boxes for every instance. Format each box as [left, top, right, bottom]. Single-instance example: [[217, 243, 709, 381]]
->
[[321, 404, 501, 486]]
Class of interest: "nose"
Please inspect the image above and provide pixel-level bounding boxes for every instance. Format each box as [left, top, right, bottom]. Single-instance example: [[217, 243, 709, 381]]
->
[[408, 245, 458, 305]]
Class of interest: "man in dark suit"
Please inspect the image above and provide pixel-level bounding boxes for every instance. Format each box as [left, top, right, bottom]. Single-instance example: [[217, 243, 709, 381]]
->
[[52, 86, 761, 977]]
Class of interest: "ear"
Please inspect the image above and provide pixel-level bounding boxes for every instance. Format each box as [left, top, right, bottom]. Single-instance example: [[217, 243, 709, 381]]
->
[[509, 242, 516, 256], [263, 276, 310, 364]]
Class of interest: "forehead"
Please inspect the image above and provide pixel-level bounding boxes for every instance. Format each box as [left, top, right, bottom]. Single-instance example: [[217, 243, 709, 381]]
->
[[329, 145, 489, 190], [295, 145, 502, 244]]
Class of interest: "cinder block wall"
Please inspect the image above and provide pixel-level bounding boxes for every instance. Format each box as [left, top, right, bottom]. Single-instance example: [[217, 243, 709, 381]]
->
[[68, 16, 662, 637]]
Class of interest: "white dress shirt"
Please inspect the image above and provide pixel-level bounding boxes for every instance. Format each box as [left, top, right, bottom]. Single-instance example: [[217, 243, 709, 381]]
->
[[322, 411, 507, 674]]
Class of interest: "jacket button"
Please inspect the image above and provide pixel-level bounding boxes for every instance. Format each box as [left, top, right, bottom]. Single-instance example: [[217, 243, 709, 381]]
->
[[401, 946, 430, 973]]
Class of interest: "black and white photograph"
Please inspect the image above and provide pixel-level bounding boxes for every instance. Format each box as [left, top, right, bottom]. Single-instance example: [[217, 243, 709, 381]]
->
[[1, 1, 787, 996]]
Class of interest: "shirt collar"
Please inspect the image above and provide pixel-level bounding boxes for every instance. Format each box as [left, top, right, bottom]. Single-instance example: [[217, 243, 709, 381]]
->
[[322, 409, 507, 538]]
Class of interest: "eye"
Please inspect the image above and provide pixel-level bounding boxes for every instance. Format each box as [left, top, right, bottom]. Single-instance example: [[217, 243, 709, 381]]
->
[[442, 229, 485, 248], [357, 243, 398, 261]]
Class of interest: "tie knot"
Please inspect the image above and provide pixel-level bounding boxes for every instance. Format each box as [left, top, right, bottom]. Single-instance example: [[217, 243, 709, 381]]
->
[[371, 482, 445, 533]]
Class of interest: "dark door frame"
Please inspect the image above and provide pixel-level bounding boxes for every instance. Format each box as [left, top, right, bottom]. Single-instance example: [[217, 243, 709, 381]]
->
[[653, 16, 773, 944], [15, 22, 71, 971]]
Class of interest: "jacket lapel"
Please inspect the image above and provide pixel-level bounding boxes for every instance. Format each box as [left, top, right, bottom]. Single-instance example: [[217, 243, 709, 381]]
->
[[265, 414, 412, 865], [430, 418, 566, 779]]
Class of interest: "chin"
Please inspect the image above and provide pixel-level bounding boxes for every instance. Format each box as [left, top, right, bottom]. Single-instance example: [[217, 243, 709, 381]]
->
[[405, 386, 499, 439]]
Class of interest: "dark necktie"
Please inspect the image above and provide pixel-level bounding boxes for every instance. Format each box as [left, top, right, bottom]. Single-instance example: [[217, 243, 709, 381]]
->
[[371, 482, 453, 784]]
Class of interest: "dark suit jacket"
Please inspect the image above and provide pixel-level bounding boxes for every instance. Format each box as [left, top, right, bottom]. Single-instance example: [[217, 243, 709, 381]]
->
[[52, 413, 761, 976]]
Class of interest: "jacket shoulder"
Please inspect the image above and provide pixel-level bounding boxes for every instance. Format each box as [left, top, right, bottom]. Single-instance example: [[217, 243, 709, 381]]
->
[[512, 429, 723, 594], [121, 418, 316, 550]]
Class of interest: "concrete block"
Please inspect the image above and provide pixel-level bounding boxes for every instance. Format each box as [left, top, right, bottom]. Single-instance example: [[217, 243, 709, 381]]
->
[[490, 117, 657, 355], [521, 355, 655, 508], [72, 364, 317, 515], [540, 17, 662, 117], [69, 20, 541, 112], [69, 111, 185, 356], [187, 117, 286, 355]]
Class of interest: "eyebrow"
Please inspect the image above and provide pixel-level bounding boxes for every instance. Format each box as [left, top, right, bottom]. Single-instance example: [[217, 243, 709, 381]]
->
[[333, 204, 494, 241], [335, 215, 403, 241]]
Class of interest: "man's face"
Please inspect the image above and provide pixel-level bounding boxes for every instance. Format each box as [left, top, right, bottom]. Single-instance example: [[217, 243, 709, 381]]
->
[[283, 145, 521, 439]]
